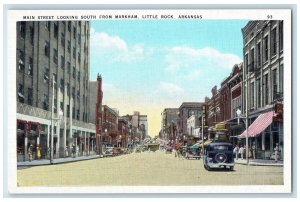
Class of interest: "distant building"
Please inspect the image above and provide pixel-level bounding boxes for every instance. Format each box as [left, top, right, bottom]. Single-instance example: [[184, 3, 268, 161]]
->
[[178, 102, 203, 139], [102, 105, 119, 146], [161, 108, 179, 141]]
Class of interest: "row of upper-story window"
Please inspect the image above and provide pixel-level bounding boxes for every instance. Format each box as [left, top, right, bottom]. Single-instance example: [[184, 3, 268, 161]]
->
[[244, 21, 283, 73], [248, 66, 283, 110], [17, 83, 89, 122], [18, 49, 88, 89], [19, 21, 89, 47]]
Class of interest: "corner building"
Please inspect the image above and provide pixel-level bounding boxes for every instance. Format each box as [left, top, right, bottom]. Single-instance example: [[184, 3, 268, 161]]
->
[[16, 21, 96, 161], [241, 20, 284, 159]]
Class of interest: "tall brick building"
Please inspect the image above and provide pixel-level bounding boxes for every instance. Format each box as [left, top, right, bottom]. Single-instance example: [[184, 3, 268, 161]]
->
[[16, 21, 96, 161]]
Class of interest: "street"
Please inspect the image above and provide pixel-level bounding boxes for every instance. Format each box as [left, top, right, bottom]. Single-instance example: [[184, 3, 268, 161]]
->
[[17, 150, 283, 186]]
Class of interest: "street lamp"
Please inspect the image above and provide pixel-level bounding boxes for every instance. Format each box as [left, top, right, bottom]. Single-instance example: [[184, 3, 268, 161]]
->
[[236, 108, 249, 165]]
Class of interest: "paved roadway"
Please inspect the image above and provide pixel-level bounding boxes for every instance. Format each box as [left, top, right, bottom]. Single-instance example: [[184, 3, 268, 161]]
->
[[17, 150, 283, 186]]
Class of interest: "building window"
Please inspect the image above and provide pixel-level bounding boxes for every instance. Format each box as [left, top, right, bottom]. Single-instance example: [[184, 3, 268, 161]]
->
[[77, 109, 80, 120], [244, 53, 248, 73], [54, 23, 58, 38], [53, 73, 57, 89], [60, 78, 65, 92], [72, 107, 75, 119], [67, 40, 71, 53], [272, 69, 278, 100], [271, 28, 277, 56], [264, 74, 269, 105], [68, 22, 71, 32], [77, 71, 80, 82], [28, 57, 33, 76], [61, 32, 65, 47], [264, 36, 269, 62], [257, 42, 261, 67], [67, 105, 70, 117], [44, 41, 50, 57], [67, 62, 71, 73], [73, 27, 76, 39], [20, 22, 26, 38], [60, 56, 65, 69], [250, 82, 255, 108], [279, 21, 283, 51], [250, 49, 254, 72], [73, 47, 76, 59], [30, 26, 34, 45], [257, 78, 261, 108], [67, 83, 70, 96], [28, 88, 33, 105], [53, 48, 58, 64], [43, 94, 49, 110], [72, 87, 75, 98], [78, 52, 81, 63], [77, 90, 80, 100], [18, 84, 24, 103], [44, 68, 50, 83], [18, 50, 25, 71], [45, 22, 50, 31], [60, 101, 64, 111], [77, 33, 81, 44], [73, 66, 76, 78]]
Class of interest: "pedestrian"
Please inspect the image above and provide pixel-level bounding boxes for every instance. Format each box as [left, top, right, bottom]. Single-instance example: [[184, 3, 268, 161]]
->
[[36, 145, 41, 160], [252, 143, 256, 159], [65, 146, 69, 158], [28, 144, 33, 162], [76, 145, 79, 157], [72, 144, 76, 158], [274, 143, 280, 163], [239, 145, 244, 160], [233, 145, 239, 160]]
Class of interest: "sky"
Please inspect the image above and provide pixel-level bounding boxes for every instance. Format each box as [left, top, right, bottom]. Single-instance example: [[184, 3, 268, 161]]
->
[[90, 20, 248, 137]]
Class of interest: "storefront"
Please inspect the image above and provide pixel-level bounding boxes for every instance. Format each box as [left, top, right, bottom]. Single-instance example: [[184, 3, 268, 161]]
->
[[238, 110, 283, 160]]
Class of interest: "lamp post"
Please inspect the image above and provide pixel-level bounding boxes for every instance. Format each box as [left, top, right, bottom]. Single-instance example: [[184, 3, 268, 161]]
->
[[236, 108, 249, 165]]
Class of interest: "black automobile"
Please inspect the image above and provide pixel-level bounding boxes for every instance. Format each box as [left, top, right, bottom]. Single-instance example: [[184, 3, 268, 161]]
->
[[203, 142, 235, 171]]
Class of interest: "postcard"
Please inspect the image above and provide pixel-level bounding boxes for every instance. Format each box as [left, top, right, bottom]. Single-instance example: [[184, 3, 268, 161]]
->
[[6, 9, 292, 194]]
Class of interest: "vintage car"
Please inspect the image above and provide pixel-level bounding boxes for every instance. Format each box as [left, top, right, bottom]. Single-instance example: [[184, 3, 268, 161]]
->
[[203, 142, 235, 171], [186, 146, 201, 160]]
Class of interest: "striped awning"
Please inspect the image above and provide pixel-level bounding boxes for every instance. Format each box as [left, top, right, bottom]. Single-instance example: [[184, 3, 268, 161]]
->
[[238, 111, 274, 138]]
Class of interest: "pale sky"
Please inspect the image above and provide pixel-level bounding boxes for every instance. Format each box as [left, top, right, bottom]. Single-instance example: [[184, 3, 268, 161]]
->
[[90, 20, 248, 137]]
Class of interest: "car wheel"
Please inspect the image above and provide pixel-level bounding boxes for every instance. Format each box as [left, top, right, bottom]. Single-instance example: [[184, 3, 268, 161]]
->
[[230, 166, 234, 171]]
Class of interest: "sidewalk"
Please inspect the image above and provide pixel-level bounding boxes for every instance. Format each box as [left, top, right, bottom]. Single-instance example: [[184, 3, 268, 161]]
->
[[17, 155, 100, 167], [234, 158, 283, 166]]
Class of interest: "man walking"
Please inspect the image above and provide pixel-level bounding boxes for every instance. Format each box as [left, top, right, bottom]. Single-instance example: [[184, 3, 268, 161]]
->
[[239, 145, 244, 160]]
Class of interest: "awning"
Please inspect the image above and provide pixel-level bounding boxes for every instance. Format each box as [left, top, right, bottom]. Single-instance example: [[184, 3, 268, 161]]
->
[[238, 111, 274, 138]]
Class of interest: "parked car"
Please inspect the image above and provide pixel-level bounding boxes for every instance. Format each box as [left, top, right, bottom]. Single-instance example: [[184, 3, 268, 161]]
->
[[203, 142, 235, 171], [103, 147, 114, 157], [186, 147, 201, 160]]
